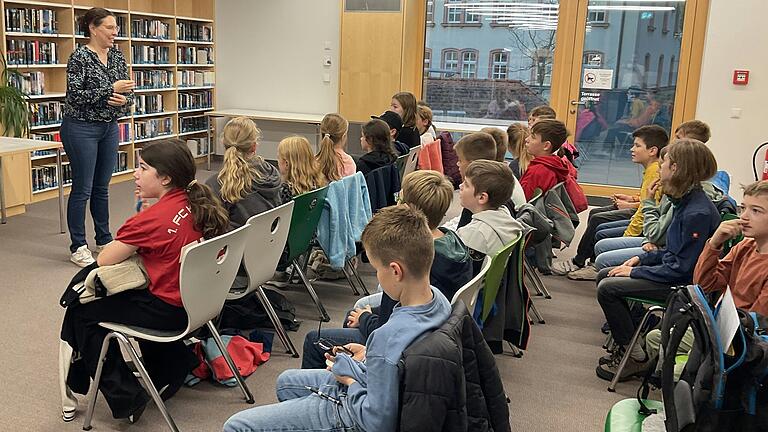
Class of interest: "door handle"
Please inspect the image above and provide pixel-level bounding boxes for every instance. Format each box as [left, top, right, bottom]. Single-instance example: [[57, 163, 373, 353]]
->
[[570, 100, 586, 106]]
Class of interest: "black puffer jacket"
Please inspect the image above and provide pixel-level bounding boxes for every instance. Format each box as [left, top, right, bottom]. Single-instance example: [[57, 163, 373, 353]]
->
[[398, 302, 511, 432]]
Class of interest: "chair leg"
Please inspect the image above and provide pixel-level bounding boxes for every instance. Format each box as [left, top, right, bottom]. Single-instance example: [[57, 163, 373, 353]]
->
[[206, 321, 255, 404], [608, 306, 665, 392], [506, 342, 524, 358], [348, 259, 370, 296], [341, 264, 360, 296], [529, 299, 545, 324], [525, 269, 544, 296], [83, 332, 180, 432], [525, 260, 551, 299], [293, 258, 331, 322], [603, 332, 614, 351], [256, 285, 299, 358]]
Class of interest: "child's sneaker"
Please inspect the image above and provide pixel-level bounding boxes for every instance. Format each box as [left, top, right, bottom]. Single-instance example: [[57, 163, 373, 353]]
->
[[567, 265, 599, 281], [70, 245, 95, 267], [551, 259, 582, 276]]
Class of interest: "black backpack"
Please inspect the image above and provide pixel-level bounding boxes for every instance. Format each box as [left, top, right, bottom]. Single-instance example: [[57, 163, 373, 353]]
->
[[640, 285, 768, 431]]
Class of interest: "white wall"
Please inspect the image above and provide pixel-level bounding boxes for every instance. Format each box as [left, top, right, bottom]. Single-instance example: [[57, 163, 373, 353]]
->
[[214, 0, 341, 159], [696, 0, 768, 201]]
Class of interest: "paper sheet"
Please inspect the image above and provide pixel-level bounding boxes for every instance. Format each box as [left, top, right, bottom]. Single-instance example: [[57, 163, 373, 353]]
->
[[715, 287, 741, 354]]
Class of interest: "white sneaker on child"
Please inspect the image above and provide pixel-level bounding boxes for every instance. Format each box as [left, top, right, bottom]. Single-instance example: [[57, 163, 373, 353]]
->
[[567, 265, 599, 281], [551, 259, 582, 276], [70, 245, 95, 267]]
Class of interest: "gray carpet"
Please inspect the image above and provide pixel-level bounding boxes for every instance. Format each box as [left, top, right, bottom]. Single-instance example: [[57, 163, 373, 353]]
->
[[0, 168, 633, 431]]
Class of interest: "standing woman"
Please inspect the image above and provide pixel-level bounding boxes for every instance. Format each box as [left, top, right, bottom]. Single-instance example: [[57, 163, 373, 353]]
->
[[62, 7, 135, 267], [390, 92, 421, 149]]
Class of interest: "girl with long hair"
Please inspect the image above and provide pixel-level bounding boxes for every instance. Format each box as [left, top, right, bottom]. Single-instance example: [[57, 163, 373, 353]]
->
[[277, 136, 328, 196], [390, 91, 420, 148], [315, 113, 355, 182], [416, 104, 438, 145], [356, 119, 398, 176], [60, 139, 228, 422], [506, 123, 531, 178], [205, 117, 291, 228]]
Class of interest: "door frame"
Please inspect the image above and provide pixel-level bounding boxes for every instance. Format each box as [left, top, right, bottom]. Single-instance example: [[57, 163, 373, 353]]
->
[[559, 0, 710, 197]]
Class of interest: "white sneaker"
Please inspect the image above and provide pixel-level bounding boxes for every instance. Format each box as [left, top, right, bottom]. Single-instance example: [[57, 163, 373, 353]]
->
[[551, 259, 582, 276], [70, 245, 95, 267]]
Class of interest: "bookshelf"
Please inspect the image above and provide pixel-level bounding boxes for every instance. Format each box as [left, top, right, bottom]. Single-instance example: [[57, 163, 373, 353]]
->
[[0, 0, 215, 215]]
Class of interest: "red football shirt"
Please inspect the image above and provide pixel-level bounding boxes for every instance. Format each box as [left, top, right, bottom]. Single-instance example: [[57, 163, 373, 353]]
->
[[116, 188, 203, 307]]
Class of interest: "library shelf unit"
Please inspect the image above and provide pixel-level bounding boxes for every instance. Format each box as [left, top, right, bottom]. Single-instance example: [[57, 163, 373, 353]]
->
[[0, 0, 215, 217]]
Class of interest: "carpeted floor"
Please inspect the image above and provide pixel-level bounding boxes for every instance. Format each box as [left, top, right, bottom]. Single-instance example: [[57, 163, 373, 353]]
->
[[0, 167, 636, 431]]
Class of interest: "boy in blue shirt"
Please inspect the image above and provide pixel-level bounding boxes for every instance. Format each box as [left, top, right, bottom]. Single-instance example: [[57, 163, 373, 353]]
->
[[223, 205, 452, 432]]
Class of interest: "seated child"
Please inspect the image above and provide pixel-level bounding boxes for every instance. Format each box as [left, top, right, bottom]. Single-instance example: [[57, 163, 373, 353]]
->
[[356, 118, 399, 176], [390, 91, 421, 149], [644, 180, 768, 378], [529, 105, 579, 165], [224, 205, 452, 432], [416, 104, 438, 146], [277, 136, 328, 196], [595, 139, 721, 382], [206, 117, 291, 229], [481, 127, 509, 163], [316, 113, 356, 181], [507, 123, 530, 179], [457, 160, 523, 259], [519, 119, 577, 200], [301, 170, 473, 369], [373, 110, 409, 156]]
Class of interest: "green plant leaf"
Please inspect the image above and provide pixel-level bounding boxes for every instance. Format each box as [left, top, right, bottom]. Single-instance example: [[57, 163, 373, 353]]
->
[[0, 50, 32, 137]]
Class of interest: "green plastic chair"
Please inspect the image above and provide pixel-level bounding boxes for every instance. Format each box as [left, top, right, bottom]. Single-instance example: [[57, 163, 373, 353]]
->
[[604, 398, 664, 432], [286, 186, 330, 321], [480, 237, 521, 321], [395, 154, 408, 179]]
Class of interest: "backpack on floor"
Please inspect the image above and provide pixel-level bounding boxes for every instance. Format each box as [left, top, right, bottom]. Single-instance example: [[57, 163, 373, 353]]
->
[[642, 285, 768, 432]]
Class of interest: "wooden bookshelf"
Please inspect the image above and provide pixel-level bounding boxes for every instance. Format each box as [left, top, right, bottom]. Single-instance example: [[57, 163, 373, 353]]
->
[[0, 0, 216, 216]]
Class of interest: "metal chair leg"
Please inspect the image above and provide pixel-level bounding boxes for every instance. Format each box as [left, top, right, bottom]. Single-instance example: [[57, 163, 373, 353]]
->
[[256, 285, 299, 358], [341, 264, 360, 296], [348, 259, 370, 296], [83, 332, 179, 432], [525, 260, 551, 299], [293, 258, 331, 322], [206, 321, 255, 404], [529, 299, 545, 324], [608, 306, 665, 392], [525, 269, 544, 296], [506, 342, 524, 358]]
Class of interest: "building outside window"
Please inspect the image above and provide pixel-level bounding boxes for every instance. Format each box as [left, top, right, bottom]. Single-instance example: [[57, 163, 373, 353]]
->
[[442, 49, 459, 73], [490, 50, 508, 80], [461, 50, 477, 78]]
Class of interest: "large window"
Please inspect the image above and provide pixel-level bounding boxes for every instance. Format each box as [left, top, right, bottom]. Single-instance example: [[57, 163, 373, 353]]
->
[[423, 0, 559, 124]]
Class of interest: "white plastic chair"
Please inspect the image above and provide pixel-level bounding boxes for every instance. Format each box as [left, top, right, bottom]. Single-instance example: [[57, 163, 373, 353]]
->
[[82, 224, 253, 432], [450, 257, 491, 312], [231, 201, 298, 357], [402, 145, 420, 179]]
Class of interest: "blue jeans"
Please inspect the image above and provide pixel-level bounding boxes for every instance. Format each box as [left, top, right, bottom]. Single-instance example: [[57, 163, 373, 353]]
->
[[223, 369, 358, 432], [302, 327, 367, 369], [595, 219, 630, 242], [594, 237, 645, 269], [60, 117, 119, 252]]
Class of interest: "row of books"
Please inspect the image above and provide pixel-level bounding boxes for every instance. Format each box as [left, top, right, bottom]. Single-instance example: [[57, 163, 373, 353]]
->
[[32, 151, 130, 192], [177, 47, 213, 65], [180, 115, 208, 133], [31, 131, 60, 144], [176, 22, 213, 42], [131, 19, 171, 40], [118, 122, 132, 143], [10, 71, 45, 95], [133, 70, 174, 89], [31, 100, 63, 126], [177, 70, 215, 87], [6, 39, 58, 65], [134, 94, 165, 115], [178, 91, 212, 111], [131, 45, 171, 64], [186, 138, 210, 157], [134, 117, 173, 140], [4, 8, 57, 34]]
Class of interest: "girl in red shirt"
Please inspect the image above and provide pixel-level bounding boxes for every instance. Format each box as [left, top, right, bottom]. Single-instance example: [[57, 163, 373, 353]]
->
[[60, 139, 228, 423]]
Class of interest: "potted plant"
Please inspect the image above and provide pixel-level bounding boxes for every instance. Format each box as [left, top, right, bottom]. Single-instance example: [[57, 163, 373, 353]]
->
[[0, 50, 31, 137]]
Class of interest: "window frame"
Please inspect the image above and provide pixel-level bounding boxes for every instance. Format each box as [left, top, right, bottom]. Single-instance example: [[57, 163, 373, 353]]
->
[[460, 49, 478, 79], [442, 48, 459, 74], [489, 49, 509, 80]]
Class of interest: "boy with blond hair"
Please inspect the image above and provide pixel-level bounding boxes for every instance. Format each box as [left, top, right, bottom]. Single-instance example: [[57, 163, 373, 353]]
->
[[480, 127, 509, 162], [225, 205, 451, 432], [300, 171, 472, 369], [457, 160, 523, 257], [453, 131, 497, 178]]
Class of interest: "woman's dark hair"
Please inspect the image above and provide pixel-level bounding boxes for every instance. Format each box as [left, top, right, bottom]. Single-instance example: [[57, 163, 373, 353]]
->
[[79, 7, 115, 37], [362, 119, 397, 160], [141, 139, 229, 238]]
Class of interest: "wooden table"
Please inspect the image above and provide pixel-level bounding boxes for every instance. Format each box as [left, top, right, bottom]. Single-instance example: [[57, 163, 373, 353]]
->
[[205, 109, 325, 169], [0, 137, 65, 233]]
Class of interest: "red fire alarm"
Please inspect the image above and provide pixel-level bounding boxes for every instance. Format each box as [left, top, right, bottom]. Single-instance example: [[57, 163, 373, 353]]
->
[[733, 70, 750, 85]]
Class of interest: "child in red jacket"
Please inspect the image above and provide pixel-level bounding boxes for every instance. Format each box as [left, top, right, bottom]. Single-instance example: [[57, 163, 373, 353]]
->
[[519, 119, 576, 200]]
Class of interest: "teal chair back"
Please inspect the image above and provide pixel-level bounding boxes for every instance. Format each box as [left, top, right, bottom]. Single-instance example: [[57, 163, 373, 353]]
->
[[286, 186, 329, 263]]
